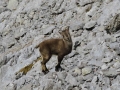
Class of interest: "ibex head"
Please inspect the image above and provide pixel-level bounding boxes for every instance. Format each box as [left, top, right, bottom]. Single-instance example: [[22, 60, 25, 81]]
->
[[59, 26, 72, 42]]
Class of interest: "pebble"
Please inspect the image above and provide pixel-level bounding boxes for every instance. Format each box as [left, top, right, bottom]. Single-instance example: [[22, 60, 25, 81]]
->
[[82, 67, 92, 76]]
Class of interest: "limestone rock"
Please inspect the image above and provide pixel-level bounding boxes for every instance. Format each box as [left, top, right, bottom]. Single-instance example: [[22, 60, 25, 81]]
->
[[77, 60, 88, 69], [103, 68, 120, 77], [41, 25, 55, 35], [101, 64, 108, 70], [113, 61, 120, 69], [72, 87, 80, 90], [65, 74, 78, 86], [70, 20, 84, 31], [82, 67, 92, 76], [57, 71, 67, 81], [73, 67, 81, 75], [7, 0, 18, 10], [2, 36, 16, 48], [88, 59, 103, 67], [78, 0, 94, 6], [0, 56, 7, 68], [84, 21, 97, 30], [91, 76, 98, 84], [14, 28, 26, 39], [102, 58, 112, 63], [19, 84, 32, 90], [82, 73, 94, 81], [0, 45, 5, 53]]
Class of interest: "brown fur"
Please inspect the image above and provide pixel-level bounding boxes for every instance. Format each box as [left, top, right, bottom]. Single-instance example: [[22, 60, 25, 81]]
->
[[36, 26, 72, 74]]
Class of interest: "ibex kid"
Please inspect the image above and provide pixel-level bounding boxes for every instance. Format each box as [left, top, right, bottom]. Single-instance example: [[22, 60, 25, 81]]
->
[[36, 26, 72, 74]]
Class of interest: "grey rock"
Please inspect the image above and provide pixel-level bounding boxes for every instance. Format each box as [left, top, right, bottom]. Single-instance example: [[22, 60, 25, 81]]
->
[[104, 0, 113, 4], [90, 85, 101, 90], [52, 83, 62, 90], [65, 85, 73, 90], [19, 84, 32, 90], [28, 11, 35, 19], [78, 0, 94, 6], [70, 20, 84, 31], [82, 67, 92, 76], [4, 83, 16, 90], [102, 58, 112, 63], [82, 74, 94, 81], [91, 44, 105, 60], [88, 59, 103, 67], [73, 30, 83, 37], [102, 77, 110, 88], [110, 79, 120, 90], [16, 15, 24, 25], [0, 56, 7, 68], [0, 65, 11, 83], [41, 25, 55, 35], [103, 68, 120, 77], [111, 36, 117, 42], [86, 2, 100, 17], [101, 64, 109, 70], [76, 76, 84, 84], [112, 75, 120, 84], [62, 11, 73, 24], [0, 6, 7, 14], [77, 60, 88, 69], [84, 21, 97, 30], [113, 61, 120, 69], [0, 45, 5, 53], [2, 36, 16, 48], [57, 71, 67, 81], [72, 87, 80, 90], [7, 0, 18, 10], [97, 0, 120, 26], [39, 79, 54, 90], [106, 88, 111, 90], [91, 76, 98, 84], [14, 28, 26, 39], [65, 74, 78, 86], [66, 50, 78, 58], [73, 67, 81, 76], [23, 19, 31, 28]]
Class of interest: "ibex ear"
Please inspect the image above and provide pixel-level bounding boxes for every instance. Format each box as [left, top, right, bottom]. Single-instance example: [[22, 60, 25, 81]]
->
[[64, 26, 69, 33], [64, 26, 69, 34], [59, 31, 65, 38], [59, 31, 62, 35], [65, 26, 69, 31]]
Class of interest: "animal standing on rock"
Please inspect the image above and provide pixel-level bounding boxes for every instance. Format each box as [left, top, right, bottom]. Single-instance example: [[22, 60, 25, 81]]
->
[[36, 26, 73, 74]]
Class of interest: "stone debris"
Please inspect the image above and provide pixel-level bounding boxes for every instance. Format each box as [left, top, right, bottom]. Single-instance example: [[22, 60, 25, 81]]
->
[[0, 0, 120, 90]]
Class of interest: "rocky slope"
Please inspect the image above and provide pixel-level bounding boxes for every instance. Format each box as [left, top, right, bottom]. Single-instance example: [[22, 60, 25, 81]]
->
[[0, 0, 120, 90]]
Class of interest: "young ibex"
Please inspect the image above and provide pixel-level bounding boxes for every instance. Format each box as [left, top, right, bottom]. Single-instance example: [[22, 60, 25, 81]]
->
[[36, 26, 72, 74]]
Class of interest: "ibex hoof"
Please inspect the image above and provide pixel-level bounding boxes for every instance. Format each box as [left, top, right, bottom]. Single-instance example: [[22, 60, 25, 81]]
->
[[42, 70, 49, 74], [55, 66, 64, 72]]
